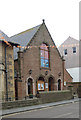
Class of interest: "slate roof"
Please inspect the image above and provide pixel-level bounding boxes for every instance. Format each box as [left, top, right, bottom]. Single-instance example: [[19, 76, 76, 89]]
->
[[0, 30, 19, 47], [0, 30, 9, 41], [10, 24, 41, 46], [9, 24, 41, 59]]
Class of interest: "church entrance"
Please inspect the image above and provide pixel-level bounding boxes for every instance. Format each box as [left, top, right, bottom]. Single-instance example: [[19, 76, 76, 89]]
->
[[48, 77, 54, 91]]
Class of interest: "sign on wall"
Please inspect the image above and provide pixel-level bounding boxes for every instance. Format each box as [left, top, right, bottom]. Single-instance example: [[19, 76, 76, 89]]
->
[[38, 81, 44, 90], [45, 83, 48, 88], [64, 81, 66, 86]]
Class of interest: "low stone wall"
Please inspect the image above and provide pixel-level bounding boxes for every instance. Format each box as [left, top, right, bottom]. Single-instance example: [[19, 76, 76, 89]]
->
[[2, 98, 41, 110], [68, 82, 81, 97], [77, 84, 81, 98], [39, 90, 73, 103], [2, 90, 73, 110]]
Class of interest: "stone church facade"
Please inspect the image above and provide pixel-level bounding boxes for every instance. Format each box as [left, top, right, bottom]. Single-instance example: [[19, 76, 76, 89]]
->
[[10, 21, 72, 100]]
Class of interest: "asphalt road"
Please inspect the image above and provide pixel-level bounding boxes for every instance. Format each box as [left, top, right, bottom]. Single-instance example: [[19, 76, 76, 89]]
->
[[3, 102, 79, 118]]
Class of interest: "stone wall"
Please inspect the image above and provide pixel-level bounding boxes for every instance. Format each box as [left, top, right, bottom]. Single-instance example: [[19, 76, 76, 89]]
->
[[2, 90, 73, 109], [39, 90, 73, 103], [68, 82, 81, 97], [2, 98, 41, 109], [77, 84, 81, 98], [1, 42, 15, 101]]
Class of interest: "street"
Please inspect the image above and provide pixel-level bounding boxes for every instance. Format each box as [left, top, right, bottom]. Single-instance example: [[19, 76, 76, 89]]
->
[[2, 101, 79, 118]]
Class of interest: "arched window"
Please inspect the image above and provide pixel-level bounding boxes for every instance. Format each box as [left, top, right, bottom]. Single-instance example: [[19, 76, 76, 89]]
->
[[40, 43, 49, 68]]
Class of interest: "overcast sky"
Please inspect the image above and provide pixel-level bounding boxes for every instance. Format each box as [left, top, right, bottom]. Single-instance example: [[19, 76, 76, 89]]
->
[[0, 0, 80, 47]]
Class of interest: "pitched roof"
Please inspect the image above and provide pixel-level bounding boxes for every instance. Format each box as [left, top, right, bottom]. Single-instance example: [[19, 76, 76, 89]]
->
[[0, 30, 9, 41], [58, 36, 79, 47], [10, 24, 41, 46], [67, 67, 80, 82], [9, 24, 41, 59], [0, 30, 19, 47]]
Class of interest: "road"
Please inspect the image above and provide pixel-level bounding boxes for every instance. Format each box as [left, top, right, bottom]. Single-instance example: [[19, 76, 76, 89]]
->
[[2, 102, 79, 118]]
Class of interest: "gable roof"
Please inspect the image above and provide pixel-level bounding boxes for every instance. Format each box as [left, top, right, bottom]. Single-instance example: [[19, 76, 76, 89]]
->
[[9, 22, 62, 60], [10, 24, 41, 46], [58, 36, 79, 47]]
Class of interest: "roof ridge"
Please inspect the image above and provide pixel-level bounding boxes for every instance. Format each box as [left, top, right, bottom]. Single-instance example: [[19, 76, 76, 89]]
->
[[10, 24, 41, 38], [58, 36, 79, 47], [68, 36, 78, 41]]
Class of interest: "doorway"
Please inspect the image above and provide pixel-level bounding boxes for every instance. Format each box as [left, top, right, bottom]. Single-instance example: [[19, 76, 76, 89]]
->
[[15, 79, 18, 100], [58, 79, 61, 90], [48, 77, 54, 91], [28, 78, 33, 94]]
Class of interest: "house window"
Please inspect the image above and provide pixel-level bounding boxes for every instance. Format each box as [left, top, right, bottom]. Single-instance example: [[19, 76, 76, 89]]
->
[[64, 49, 67, 55], [73, 47, 76, 53], [40, 43, 49, 68]]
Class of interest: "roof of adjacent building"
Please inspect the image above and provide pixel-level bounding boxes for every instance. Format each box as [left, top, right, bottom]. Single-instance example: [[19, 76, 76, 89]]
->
[[58, 36, 79, 48], [67, 67, 81, 82], [59, 36, 79, 65], [0, 30, 19, 47], [0, 30, 9, 41]]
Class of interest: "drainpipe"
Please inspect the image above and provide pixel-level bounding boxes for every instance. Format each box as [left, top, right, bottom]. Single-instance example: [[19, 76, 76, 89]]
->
[[5, 46, 8, 101], [62, 56, 65, 89]]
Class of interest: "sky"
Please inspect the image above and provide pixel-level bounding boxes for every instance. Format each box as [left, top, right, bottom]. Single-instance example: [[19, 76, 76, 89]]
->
[[0, 0, 80, 47]]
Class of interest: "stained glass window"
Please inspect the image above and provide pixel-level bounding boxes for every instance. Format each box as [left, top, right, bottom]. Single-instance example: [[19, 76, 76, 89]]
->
[[40, 43, 49, 68]]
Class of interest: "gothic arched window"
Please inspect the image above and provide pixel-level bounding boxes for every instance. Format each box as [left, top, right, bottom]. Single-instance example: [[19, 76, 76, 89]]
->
[[40, 43, 49, 68]]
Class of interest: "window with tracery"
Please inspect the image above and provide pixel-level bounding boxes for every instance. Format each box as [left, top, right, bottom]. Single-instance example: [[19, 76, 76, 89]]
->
[[40, 43, 49, 68]]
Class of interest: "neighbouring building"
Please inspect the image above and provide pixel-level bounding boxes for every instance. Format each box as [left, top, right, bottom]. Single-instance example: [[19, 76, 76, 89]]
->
[[58, 36, 81, 95], [9, 20, 72, 100], [0, 30, 18, 101]]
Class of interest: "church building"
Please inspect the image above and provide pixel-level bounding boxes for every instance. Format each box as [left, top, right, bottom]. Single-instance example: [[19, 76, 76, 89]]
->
[[10, 20, 72, 100]]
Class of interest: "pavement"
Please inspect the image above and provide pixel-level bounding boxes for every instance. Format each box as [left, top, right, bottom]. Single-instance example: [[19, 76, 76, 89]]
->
[[1, 98, 81, 116]]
